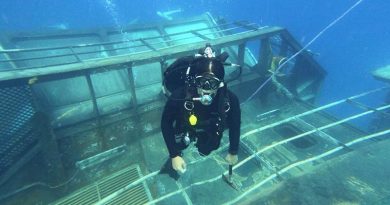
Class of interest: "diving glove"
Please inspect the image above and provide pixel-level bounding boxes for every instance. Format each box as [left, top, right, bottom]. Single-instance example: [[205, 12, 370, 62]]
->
[[172, 156, 187, 173]]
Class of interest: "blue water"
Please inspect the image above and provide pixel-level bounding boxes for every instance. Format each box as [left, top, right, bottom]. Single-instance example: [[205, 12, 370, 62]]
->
[[1, 0, 389, 123], [1, 1, 390, 204]]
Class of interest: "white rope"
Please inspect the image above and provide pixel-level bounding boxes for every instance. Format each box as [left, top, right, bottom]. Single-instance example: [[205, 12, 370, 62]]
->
[[243, 0, 365, 104]]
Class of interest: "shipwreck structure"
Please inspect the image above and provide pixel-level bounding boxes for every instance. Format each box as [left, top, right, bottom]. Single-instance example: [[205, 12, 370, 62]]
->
[[0, 13, 389, 205]]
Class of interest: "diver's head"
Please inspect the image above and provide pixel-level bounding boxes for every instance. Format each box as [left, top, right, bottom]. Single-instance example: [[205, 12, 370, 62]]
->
[[191, 57, 224, 105]]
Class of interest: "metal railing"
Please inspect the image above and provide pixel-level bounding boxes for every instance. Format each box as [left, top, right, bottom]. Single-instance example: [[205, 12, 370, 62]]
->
[[0, 21, 260, 73]]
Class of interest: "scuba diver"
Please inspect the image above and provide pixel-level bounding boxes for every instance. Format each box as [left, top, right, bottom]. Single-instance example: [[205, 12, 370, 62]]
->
[[161, 44, 241, 174]]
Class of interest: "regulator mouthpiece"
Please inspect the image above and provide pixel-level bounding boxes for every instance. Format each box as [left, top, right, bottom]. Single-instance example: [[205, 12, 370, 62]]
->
[[193, 94, 213, 106]]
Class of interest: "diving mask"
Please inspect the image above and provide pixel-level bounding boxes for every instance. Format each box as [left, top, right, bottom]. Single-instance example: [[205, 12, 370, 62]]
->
[[193, 75, 223, 106], [194, 75, 221, 90]]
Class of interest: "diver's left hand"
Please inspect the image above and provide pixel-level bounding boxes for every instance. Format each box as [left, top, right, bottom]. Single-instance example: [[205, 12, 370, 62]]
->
[[225, 153, 238, 165]]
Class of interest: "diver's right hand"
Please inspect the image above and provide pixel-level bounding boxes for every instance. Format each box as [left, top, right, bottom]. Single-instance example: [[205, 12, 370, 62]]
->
[[172, 156, 186, 173]]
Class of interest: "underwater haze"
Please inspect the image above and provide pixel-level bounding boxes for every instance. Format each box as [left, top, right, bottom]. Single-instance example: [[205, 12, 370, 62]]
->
[[1, 0, 390, 205], [1, 0, 390, 125]]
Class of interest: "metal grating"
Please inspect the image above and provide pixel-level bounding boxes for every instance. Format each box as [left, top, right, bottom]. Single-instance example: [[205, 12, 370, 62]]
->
[[55, 186, 98, 205], [98, 167, 139, 198], [54, 165, 151, 205], [0, 85, 38, 175], [106, 184, 149, 205]]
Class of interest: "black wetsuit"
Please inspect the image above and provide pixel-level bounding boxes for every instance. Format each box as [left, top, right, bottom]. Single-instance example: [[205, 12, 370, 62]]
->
[[161, 87, 241, 158]]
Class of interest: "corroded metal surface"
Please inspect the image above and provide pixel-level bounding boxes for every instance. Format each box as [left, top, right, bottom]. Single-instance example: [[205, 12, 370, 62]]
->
[[53, 165, 150, 205]]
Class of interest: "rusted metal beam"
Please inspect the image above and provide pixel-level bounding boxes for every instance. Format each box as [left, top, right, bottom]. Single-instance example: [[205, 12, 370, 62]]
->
[[237, 43, 246, 67], [234, 21, 259, 31], [0, 43, 17, 69], [126, 62, 138, 109], [279, 37, 289, 56], [257, 38, 272, 73], [191, 31, 211, 40], [85, 71, 107, 149], [279, 30, 327, 76], [140, 38, 156, 51]]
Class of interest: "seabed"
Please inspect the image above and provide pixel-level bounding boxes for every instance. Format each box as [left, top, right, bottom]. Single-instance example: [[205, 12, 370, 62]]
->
[[0, 13, 389, 205]]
